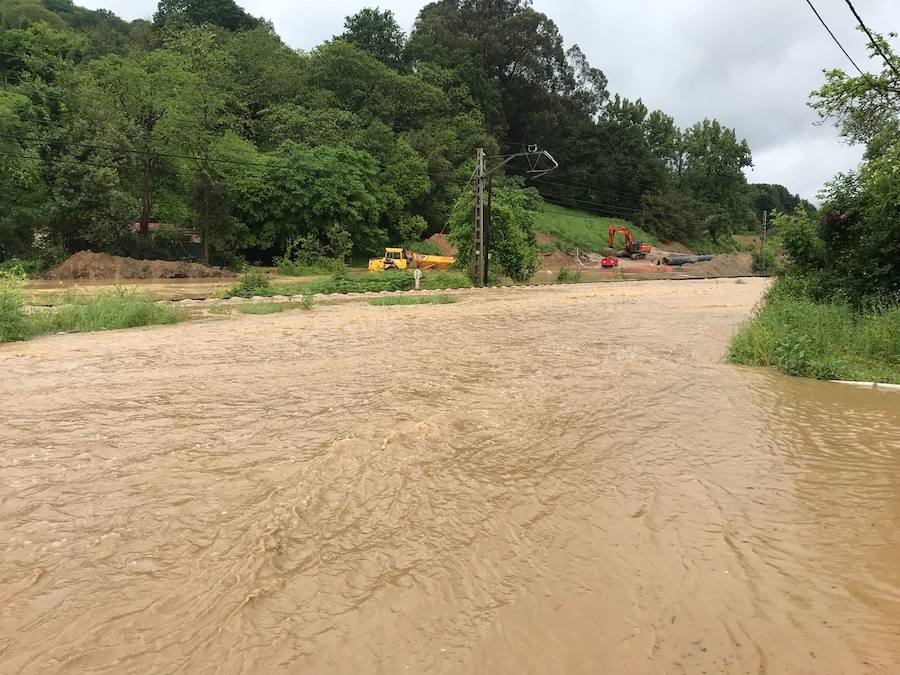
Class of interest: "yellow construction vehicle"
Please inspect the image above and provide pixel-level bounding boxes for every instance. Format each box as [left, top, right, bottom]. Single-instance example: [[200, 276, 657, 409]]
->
[[368, 247, 456, 272]]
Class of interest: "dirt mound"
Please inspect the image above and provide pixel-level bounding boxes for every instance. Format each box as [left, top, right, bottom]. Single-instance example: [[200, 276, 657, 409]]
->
[[46, 251, 236, 281], [425, 233, 457, 256], [536, 232, 558, 247], [680, 253, 753, 277], [540, 250, 581, 270], [732, 235, 761, 249]]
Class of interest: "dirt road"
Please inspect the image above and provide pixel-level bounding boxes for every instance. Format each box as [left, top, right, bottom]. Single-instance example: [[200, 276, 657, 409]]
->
[[2, 278, 899, 673]]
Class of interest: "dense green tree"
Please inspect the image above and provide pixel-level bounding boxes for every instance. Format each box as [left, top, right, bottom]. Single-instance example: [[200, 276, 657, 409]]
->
[[778, 31, 900, 301], [162, 26, 241, 263], [225, 26, 306, 122], [0, 89, 45, 258], [0, 1, 67, 30], [0, 0, 810, 270], [408, 0, 595, 135], [449, 180, 541, 282], [675, 119, 754, 233], [747, 183, 816, 221], [635, 191, 703, 243], [85, 51, 192, 237], [241, 143, 388, 257], [304, 40, 448, 132], [154, 0, 261, 32], [340, 8, 408, 71]]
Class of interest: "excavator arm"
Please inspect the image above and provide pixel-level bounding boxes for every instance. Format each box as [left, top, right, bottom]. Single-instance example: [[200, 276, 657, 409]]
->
[[607, 223, 651, 259], [608, 224, 635, 248]]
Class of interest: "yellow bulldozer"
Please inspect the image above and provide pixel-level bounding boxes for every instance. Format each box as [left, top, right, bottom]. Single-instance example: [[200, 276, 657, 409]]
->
[[368, 247, 456, 272]]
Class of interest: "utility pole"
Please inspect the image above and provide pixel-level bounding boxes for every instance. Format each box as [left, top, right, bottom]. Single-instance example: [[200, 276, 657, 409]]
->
[[762, 210, 768, 276], [484, 174, 492, 287], [471, 144, 558, 286], [474, 147, 485, 287]]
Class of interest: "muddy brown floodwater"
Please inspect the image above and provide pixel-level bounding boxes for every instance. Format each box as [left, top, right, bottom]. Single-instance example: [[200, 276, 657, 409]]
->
[[2, 278, 899, 674]]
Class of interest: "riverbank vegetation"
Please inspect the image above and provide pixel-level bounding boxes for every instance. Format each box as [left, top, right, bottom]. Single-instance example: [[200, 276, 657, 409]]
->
[[222, 268, 471, 299], [1, 0, 811, 280], [1, 267, 182, 342], [729, 279, 899, 383], [729, 31, 900, 383], [369, 294, 458, 306]]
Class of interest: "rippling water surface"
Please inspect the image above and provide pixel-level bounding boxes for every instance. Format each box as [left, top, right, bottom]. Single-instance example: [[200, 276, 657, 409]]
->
[[1, 278, 898, 673]]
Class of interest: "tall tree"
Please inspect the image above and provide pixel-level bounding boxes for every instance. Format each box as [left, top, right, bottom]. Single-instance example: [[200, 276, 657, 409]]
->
[[676, 119, 753, 232], [86, 51, 190, 237], [340, 8, 408, 71], [154, 0, 260, 32], [164, 27, 238, 264]]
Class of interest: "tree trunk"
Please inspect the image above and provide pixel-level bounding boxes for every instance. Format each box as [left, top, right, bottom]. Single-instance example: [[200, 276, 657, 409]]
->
[[201, 181, 210, 265], [139, 157, 153, 237]]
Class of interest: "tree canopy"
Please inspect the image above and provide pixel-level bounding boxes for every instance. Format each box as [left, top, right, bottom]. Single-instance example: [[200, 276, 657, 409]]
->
[[0, 0, 805, 269]]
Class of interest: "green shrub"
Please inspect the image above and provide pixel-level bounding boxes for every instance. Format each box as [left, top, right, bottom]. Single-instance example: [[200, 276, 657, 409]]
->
[[556, 266, 582, 283], [450, 183, 541, 282], [228, 268, 275, 297], [31, 289, 183, 334], [0, 258, 49, 278], [296, 270, 471, 295], [635, 191, 704, 242], [276, 257, 346, 277], [728, 278, 900, 383], [0, 265, 28, 342], [751, 249, 776, 275]]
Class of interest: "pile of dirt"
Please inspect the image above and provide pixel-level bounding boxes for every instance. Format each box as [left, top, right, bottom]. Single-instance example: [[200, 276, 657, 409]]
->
[[540, 250, 581, 270], [424, 233, 457, 256], [536, 232, 558, 247], [45, 251, 236, 281], [732, 235, 761, 249], [679, 253, 753, 277]]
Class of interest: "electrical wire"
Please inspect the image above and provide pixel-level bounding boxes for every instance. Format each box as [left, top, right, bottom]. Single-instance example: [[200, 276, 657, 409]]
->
[[842, 0, 900, 80], [0, 149, 123, 170], [803, 0, 867, 77], [535, 190, 638, 214], [527, 176, 648, 200], [539, 194, 638, 219]]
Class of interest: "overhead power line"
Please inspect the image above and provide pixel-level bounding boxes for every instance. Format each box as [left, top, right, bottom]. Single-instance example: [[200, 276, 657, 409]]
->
[[535, 190, 638, 213], [803, 0, 867, 77], [0, 149, 122, 170], [528, 176, 647, 200], [540, 194, 637, 219], [842, 0, 900, 80]]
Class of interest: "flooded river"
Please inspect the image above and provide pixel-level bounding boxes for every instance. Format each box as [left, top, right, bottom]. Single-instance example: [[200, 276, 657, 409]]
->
[[1, 278, 898, 673]]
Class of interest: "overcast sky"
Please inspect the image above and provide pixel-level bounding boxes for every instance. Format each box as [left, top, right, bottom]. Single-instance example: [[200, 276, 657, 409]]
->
[[81, 0, 898, 201]]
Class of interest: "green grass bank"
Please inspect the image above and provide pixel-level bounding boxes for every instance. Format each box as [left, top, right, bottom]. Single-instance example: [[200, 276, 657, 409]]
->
[[728, 278, 900, 384]]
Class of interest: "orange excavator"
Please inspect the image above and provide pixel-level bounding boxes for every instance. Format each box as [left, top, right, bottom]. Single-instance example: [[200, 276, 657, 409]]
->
[[608, 224, 652, 260]]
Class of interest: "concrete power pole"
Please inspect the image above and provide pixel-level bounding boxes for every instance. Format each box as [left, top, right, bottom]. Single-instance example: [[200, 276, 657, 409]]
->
[[762, 210, 768, 276], [474, 147, 485, 287]]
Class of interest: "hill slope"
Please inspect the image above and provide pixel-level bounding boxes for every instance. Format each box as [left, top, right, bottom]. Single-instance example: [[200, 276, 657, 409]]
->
[[536, 202, 660, 253]]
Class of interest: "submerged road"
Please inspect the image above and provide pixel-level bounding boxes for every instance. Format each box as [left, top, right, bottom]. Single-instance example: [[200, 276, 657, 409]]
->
[[1, 278, 898, 673]]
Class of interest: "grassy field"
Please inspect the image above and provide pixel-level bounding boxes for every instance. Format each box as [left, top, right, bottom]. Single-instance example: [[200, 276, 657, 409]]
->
[[369, 294, 458, 306], [1, 285, 183, 343], [210, 297, 314, 315], [223, 269, 471, 299], [537, 203, 660, 252], [728, 279, 900, 383]]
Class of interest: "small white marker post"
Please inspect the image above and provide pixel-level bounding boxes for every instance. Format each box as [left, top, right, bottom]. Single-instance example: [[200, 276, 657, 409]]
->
[[414, 268, 422, 291]]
